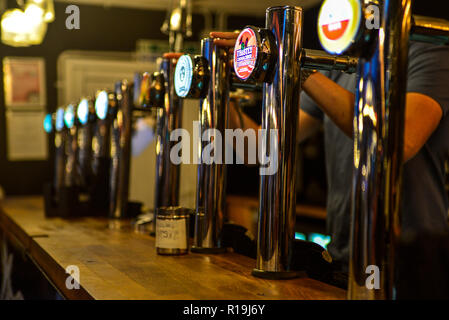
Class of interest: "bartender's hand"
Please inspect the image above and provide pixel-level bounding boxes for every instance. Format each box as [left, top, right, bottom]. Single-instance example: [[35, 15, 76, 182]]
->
[[162, 52, 184, 65], [210, 31, 239, 47], [210, 31, 240, 67]]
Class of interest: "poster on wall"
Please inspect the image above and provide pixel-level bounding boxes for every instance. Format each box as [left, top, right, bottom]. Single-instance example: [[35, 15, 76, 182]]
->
[[5, 111, 48, 161], [3, 57, 46, 110]]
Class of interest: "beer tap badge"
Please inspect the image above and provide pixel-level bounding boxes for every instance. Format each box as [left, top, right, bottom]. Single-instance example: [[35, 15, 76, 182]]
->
[[64, 104, 75, 129], [77, 99, 89, 125], [318, 0, 361, 55], [55, 107, 65, 132], [43, 114, 53, 133], [95, 90, 109, 120], [175, 55, 193, 98], [234, 28, 258, 80]]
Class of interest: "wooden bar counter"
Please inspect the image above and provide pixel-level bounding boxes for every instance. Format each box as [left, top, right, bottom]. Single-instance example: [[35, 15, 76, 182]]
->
[[0, 196, 345, 300]]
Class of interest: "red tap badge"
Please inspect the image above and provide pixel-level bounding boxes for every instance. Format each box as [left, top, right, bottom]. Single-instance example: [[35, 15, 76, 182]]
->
[[234, 28, 258, 80], [318, 0, 361, 55]]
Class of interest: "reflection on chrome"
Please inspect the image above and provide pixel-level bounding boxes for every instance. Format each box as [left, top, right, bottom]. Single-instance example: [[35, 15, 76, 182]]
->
[[154, 58, 183, 217], [109, 80, 132, 219], [191, 38, 231, 253], [349, 0, 412, 300]]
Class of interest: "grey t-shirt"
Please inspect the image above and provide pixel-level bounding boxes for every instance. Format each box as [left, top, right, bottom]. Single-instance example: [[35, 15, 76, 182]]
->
[[301, 42, 449, 270]]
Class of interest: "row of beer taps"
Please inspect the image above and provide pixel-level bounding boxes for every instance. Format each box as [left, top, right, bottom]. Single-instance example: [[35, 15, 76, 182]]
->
[[43, 1, 449, 299]]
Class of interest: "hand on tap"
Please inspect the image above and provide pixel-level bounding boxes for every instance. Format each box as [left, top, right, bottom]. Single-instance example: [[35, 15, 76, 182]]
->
[[210, 31, 239, 48], [210, 31, 240, 67], [162, 52, 184, 63]]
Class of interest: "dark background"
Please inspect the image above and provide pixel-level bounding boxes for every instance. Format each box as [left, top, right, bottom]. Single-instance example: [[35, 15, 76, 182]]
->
[[0, 1, 325, 202]]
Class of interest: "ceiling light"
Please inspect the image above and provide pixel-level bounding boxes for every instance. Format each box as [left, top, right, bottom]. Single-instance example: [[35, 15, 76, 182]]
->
[[1, 0, 54, 47]]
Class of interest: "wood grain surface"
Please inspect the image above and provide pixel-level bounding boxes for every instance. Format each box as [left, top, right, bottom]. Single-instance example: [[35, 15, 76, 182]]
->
[[0, 196, 345, 300]]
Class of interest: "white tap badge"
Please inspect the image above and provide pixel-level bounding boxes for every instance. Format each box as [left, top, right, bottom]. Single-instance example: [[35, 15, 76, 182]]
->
[[77, 99, 89, 125], [95, 91, 108, 120], [318, 0, 361, 54], [64, 104, 75, 129], [175, 55, 193, 98]]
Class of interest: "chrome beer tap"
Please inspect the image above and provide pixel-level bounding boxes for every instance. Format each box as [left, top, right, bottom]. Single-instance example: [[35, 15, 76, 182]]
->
[[234, 6, 358, 279], [90, 90, 115, 212], [92, 91, 113, 177], [173, 37, 231, 253], [44, 110, 66, 198], [76, 98, 96, 189], [317, 0, 449, 300], [109, 70, 167, 220], [132, 59, 182, 229], [153, 59, 183, 213], [63, 103, 81, 188], [109, 80, 134, 219]]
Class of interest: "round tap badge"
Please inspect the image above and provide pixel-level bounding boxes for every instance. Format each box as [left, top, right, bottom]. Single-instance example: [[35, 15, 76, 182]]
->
[[43, 114, 53, 133], [77, 99, 89, 125], [318, 0, 361, 55], [234, 28, 258, 80], [55, 107, 65, 131], [95, 90, 109, 120], [64, 104, 75, 129], [174, 55, 193, 98]]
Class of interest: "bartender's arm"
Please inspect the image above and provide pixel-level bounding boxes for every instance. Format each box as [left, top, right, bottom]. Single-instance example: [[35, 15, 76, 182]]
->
[[212, 31, 444, 163], [303, 72, 442, 163]]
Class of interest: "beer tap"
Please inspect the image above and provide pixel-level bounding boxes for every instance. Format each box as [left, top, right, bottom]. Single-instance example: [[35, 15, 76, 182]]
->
[[317, 0, 449, 299], [76, 98, 96, 189], [109, 80, 137, 219], [63, 103, 81, 188], [109, 68, 168, 222], [173, 37, 231, 253], [233, 6, 357, 279], [44, 110, 65, 200], [90, 90, 114, 212]]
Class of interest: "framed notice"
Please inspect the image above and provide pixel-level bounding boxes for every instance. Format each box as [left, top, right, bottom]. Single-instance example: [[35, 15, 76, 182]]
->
[[5, 110, 48, 161], [3, 57, 46, 110]]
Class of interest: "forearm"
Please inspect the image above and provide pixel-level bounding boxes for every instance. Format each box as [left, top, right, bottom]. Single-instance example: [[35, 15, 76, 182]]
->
[[302, 72, 355, 138], [228, 99, 260, 132], [228, 99, 260, 165]]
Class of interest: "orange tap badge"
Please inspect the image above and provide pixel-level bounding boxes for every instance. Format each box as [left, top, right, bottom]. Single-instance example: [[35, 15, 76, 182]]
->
[[234, 28, 258, 80], [318, 0, 362, 55]]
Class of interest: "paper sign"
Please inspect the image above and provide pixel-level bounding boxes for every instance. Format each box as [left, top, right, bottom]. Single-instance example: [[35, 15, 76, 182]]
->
[[6, 111, 48, 161]]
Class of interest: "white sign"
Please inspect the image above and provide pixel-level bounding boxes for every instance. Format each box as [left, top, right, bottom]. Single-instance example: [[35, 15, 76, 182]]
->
[[6, 111, 48, 161]]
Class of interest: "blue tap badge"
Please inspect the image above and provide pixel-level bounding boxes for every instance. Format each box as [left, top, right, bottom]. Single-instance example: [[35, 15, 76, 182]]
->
[[77, 99, 89, 125], [174, 55, 193, 98], [55, 107, 65, 131], [43, 114, 53, 133], [95, 91, 109, 120], [64, 104, 75, 129]]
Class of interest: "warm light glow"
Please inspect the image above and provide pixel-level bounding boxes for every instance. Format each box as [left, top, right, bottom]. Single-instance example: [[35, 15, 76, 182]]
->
[[170, 8, 182, 31], [1, 0, 54, 47]]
